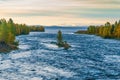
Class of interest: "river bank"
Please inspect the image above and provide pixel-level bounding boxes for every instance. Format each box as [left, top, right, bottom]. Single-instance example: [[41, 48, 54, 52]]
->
[[0, 18, 45, 53], [0, 27, 120, 80], [0, 41, 18, 52]]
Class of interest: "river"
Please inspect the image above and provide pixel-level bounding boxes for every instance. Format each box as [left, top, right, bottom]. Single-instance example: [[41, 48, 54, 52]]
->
[[0, 27, 120, 80]]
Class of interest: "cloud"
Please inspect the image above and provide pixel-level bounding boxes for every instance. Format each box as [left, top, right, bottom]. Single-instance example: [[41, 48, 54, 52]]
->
[[0, 0, 119, 25]]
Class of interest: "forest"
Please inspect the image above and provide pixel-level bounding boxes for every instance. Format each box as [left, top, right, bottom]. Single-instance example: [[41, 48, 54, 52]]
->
[[76, 20, 120, 39], [87, 20, 120, 39], [0, 18, 45, 52]]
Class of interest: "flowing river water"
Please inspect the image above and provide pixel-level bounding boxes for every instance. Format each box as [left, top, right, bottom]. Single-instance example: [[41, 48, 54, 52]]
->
[[0, 27, 120, 80]]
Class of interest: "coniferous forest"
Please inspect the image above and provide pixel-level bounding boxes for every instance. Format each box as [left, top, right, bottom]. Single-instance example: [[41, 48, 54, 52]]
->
[[0, 18, 44, 52], [76, 20, 120, 39]]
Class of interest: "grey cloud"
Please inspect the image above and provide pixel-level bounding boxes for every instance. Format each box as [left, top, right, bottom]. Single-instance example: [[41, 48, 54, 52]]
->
[[0, 0, 119, 19]]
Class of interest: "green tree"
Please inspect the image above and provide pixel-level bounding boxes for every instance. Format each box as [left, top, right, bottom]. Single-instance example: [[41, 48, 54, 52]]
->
[[105, 22, 110, 27], [86, 20, 120, 39], [0, 19, 9, 43], [8, 18, 16, 35], [88, 26, 96, 34], [57, 30, 63, 44]]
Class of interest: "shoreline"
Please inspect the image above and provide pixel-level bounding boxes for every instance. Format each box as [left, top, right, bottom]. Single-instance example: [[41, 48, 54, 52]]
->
[[75, 30, 88, 34], [0, 18, 45, 53], [0, 29, 45, 53], [0, 42, 18, 53]]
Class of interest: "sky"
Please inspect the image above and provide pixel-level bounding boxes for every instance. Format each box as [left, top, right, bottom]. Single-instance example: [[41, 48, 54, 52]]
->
[[0, 0, 120, 26]]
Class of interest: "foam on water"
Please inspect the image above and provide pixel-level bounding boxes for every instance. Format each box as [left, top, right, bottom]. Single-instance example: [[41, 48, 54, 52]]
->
[[9, 51, 31, 59], [0, 61, 57, 79], [43, 43, 58, 49], [0, 72, 31, 80], [31, 77, 43, 80], [0, 60, 12, 70], [40, 39, 56, 43], [43, 66, 75, 78], [104, 55, 120, 62], [0, 78, 6, 80], [66, 33, 74, 35], [18, 45, 30, 50], [9, 60, 75, 79]]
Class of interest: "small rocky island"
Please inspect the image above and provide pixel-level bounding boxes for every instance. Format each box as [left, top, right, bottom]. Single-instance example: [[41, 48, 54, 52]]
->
[[56, 30, 71, 50]]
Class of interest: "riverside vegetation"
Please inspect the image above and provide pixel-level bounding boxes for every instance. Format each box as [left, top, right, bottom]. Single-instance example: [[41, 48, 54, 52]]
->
[[75, 20, 120, 39], [56, 30, 71, 49], [0, 18, 45, 52]]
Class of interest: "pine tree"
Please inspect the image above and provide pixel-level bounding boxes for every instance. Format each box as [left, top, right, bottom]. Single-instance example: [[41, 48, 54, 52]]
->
[[57, 30, 63, 44]]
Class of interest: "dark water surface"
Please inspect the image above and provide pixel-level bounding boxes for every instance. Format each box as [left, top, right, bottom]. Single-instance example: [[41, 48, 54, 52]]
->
[[0, 27, 120, 80]]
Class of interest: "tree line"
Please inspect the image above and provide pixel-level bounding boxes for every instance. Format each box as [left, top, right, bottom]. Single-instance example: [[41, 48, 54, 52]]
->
[[0, 18, 45, 47], [30, 26, 45, 32], [87, 20, 120, 39]]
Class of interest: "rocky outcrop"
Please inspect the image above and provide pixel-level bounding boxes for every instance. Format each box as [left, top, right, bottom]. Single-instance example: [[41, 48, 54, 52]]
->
[[0, 41, 18, 53], [56, 30, 71, 50]]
